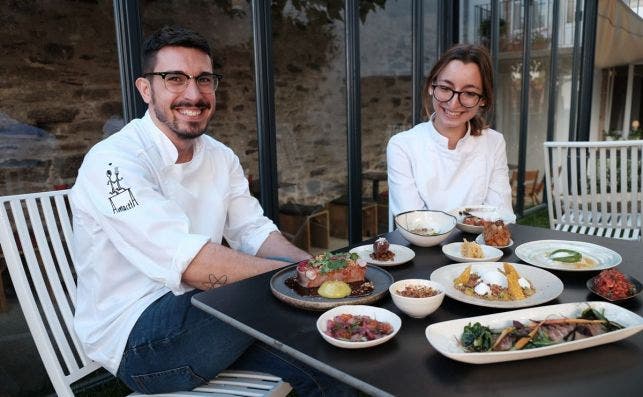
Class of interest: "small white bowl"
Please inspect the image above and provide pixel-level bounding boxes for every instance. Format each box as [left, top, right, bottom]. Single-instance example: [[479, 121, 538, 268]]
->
[[389, 279, 445, 318], [394, 210, 456, 247], [317, 305, 401, 349]]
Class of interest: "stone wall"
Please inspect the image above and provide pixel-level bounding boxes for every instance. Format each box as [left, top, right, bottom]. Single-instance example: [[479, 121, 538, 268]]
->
[[0, 1, 413, 207]]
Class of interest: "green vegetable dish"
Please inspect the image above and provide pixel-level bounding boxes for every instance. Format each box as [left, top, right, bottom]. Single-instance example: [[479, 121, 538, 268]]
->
[[460, 307, 624, 353], [548, 249, 582, 263]]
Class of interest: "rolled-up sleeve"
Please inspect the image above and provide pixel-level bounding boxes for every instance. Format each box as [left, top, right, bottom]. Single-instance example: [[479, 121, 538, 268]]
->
[[222, 153, 278, 254], [74, 149, 209, 294]]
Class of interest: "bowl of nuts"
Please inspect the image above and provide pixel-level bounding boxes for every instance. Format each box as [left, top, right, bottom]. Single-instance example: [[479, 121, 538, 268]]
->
[[389, 279, 445, 318]]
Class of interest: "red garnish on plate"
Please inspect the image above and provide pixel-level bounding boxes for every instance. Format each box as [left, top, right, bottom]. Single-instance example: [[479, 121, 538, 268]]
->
[[593, 269, 636, 300]]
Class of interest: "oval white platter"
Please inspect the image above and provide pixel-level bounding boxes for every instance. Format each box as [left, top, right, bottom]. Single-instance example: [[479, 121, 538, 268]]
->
[[425, 301, 643, 364]]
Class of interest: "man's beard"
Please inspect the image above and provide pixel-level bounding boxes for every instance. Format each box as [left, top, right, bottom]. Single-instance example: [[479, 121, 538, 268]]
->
[[152, 98, 211, 140]]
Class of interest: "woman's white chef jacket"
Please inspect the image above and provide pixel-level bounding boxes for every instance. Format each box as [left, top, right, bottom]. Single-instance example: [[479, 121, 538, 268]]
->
[[387, 119, 515, 221], [70, 112, 277, 374]]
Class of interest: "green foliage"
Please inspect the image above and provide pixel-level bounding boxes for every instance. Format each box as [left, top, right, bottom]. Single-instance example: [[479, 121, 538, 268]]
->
[[285, 0, 388, 23], [309, 252, 359, 274], [517, 207, 550, 229]]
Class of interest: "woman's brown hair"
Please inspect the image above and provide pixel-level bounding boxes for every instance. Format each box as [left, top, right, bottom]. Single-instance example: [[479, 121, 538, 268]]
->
[[422, 44, 494, 136]]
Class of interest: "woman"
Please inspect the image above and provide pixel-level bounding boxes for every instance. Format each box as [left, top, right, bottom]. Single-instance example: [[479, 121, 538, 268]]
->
[[387, 44, 515, 221]]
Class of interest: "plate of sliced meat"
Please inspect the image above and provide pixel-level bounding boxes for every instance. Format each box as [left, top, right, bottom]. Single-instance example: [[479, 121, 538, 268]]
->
[[426, 301, 643, 364], [270, 252, 394, 310]]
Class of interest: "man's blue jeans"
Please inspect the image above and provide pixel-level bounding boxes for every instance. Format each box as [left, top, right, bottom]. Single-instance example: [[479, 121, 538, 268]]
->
[[116, 290, 358, 396]]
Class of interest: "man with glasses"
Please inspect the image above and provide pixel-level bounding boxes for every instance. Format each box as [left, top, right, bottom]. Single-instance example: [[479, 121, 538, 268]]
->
[[70, 26, 355, 395], [387, 44, 515, 222]]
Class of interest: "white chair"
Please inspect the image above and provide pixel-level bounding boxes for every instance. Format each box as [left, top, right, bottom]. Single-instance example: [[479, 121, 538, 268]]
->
[[0, 189, 292, 397], [544, 141, 642, 240]]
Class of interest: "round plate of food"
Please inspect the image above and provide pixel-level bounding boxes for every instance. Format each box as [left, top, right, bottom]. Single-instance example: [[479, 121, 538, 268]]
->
[[270, 252, 394, 311], [515, 240, 622, 272], [429, 262, 563, 309], [442, 240, 504, 263], [448, 205, 515, 234], [317, 305, 401, 348], [475, 233, 514, 249], [349, 242, 415, 267], [586, 269, 642, 302]]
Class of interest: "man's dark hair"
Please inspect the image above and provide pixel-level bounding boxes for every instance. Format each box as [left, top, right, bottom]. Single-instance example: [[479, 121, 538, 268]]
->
[[142, 26, 212, 73]]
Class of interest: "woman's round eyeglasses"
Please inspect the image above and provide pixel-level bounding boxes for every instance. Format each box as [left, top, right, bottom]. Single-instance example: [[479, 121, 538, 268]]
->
[[431, 84, 483, 108], [143, 71, 223, 94]]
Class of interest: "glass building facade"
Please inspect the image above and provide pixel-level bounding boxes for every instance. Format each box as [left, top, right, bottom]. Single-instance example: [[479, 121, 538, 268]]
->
[[1, 2, 642, 393]]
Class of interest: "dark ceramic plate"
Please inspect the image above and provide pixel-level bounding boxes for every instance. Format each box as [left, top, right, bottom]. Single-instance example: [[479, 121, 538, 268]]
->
[[586, 272, 643, 302], [270, 264, 393, 311]]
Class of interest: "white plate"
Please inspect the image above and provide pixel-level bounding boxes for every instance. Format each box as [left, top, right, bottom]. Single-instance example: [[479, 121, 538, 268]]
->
[[475, 233, 514, 249], [442, 242, 504, 263], [448, 205, 515, 233], [349, 244, 415, 266], [316, 305, 401, 349], [515, 240, 622, 272], [426, 301, 643, 364], [430, 262, 563, 309]]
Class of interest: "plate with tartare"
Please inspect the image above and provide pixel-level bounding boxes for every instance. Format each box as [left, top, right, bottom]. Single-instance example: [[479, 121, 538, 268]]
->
[[317, 305, 401, 348]]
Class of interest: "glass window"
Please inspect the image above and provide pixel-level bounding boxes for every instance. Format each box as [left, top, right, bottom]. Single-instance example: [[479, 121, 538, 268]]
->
[[459, 0, 583, 210], [0, 3, 122, 196], [270, 3, 349, 252], [140, 1, 258, 186], [0, 2, 121, 395], [361, 0, 413, 239]]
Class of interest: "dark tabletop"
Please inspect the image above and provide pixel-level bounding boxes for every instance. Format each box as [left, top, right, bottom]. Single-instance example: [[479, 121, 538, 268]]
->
[[192, 224, 643, 397]]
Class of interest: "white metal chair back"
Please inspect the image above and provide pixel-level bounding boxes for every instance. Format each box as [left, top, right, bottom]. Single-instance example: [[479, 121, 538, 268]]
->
[[544, 141, 642, 240], [0, 189, 98, 396], [0, 189, 291, 397]]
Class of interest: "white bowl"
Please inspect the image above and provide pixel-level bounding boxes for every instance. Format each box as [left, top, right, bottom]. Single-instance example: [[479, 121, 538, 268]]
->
[[316, 305, 401, 349], [394, 210, 456, 247], [389, 279, 445, 318]]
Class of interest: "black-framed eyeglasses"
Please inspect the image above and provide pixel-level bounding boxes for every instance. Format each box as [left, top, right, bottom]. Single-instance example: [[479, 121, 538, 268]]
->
[[431, 84, 483, 108], [143, 71, 223, 94]]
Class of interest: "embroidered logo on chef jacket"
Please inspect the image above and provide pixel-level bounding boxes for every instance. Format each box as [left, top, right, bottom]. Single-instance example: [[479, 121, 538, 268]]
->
[[106, 164, 139, 214]]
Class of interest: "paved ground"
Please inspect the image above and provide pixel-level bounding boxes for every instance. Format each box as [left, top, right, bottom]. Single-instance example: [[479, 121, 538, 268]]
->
[[0, 296, 53, 396]]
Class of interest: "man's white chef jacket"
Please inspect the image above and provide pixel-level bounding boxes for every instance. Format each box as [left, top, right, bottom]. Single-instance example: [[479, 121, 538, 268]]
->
[[70, 111, 277, 374], [387, 120, 515, 221]]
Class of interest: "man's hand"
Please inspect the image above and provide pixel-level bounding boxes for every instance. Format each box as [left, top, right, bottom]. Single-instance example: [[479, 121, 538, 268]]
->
[[256, 231, 312, 262]]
